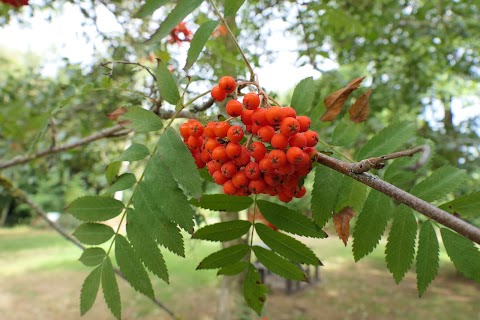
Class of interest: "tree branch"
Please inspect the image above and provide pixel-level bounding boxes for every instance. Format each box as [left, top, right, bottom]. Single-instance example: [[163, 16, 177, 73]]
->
[[0, 176, 177, 319], [350, 145, 430, 174], [315, 152, 480, 245], [0, 125, 129, 170]]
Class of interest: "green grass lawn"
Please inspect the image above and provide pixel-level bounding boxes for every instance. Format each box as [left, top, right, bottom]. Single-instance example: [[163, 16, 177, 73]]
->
[[0, 226, 478, 320]]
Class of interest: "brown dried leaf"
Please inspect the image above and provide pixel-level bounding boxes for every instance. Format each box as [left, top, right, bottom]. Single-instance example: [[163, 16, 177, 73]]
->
[[107, 106, 128, 121], [333, 207, 356, 246], [349, 89, 373, 123], [320, 76, 365, 122]]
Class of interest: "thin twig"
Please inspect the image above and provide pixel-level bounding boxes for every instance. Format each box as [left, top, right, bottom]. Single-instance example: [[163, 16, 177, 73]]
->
[[350, 146, 429, 174], [314, 153, 480, 245], [90, 60, 157, 81], [0, 176, 176, 319], [0, 125, 128, 170]]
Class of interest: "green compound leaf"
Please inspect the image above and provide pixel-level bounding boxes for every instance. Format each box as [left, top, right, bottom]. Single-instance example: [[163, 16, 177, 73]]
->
[[311, 164, 343, 227], [243, 263, 268, 316], [217, 261, 249, 276], [439, 191, 480, 219], [126, 209, 169, 283], [184, 20, 219, 71], [196, 244, 249, 270], [73, 223, 115, 245], [114, 143, 150, 162], [416, 221, 439, 297], [147, 0, 205, 44], [356, 121, 415, 160], [190, 194, 253, 211], [118, 106, 163, 133], [334, 177, 368, 213], [257, 200, 327, 238], [79, 248, 106, 267], [157, 127, 203, 200], [102, 257, 121, 320], [102, 173, 136, 196], [132, 188, 185, 256], [67, 196, 124, 222], [192, 220, 252, 242], [385, 206, 417, 284], [252, 246, 307, 282], [134, 0, 169, 18], [352, 190, 392, 261], [80, 265, 101, 316], [255, 223, 321, 266], [156, 59, 181, 105], [115, 235, 155, 298], [441, 228, 480, 282], [291, 77, 315, 115], [224, 0, 245, 17], [410, 165, 467, 203]]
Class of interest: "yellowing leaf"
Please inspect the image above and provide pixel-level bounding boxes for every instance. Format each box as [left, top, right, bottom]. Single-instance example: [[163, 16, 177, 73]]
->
[[333, 207, 355, 246], [321, 76, 365, 122], [349, 89, 372, 123]]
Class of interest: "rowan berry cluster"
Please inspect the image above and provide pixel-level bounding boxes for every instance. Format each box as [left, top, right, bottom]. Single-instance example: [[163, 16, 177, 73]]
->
[[180, 76, 319, 203]]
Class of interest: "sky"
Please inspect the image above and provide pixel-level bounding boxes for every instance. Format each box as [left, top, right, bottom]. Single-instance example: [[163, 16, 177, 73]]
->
[[0, 2, 478, 126]]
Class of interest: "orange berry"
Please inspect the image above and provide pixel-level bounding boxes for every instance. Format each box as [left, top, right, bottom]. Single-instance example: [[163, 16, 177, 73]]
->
[[286, 147, 304, 164], [266, 106, 284, 125], [271, 133, 289, 149], [245, 162, 261, 180], [223, 180, 238, 195], [233, 146, 251, 167], [188, 122, 204, 137], [227, 125, 244, 143], [221, 161, 238, 178], [214, 122, 230, 138], [280, 117, 300, 137], [211, 146, 229, 163], [213, 170, 228, 185], [218, 76, 236, 94], [259, 157, 274, 175], [211, 86, 226, 101], [282, 106, 297, 118], [257, 125, 275, 142], [204, 121, 217, 138], [251, 107, 267, 126], [289, 133, 307, 148], [226, 100, 243, 117], [278, 192, 293, 203], [304, 130, 319, 147], [243, 93, 261, 110], [180, 122, 190, 139], [250, 142, 266, 162], [225, 142, 242, 158], [249, 179, 266, 194], [296, 116, 311, 132], [232, 171, 249, 188], [268, 150, 287, 168], [241, 109, 254, 125]]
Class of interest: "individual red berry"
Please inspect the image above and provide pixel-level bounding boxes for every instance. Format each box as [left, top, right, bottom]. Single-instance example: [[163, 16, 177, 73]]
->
[[259, 157, 274, 175], [211, 86, 227, 101], [187, 136, 203, 149], [266, 106, 284, 125], [268, 150, 287, 168], [278, 192, 293, 203], [192, 152, 206, 168], [245, 162, 261, 180], [206, 160, 217, 174], [251, 123, 261, 134], [204, 121, 217, 138], [251, 107, 267, 126], [282, 106, 297, 118], [223, 180, 238, 195], [296, 116, 311, 132], [205, 138, 220, 154], [286, 147, 304, 164], [221, 161, 238, 178], [200, 149, 211, 163], [280, 117, 300, 137], [249, 179, 266, 194], [225, 142, 242, 158], [218, 76, 236, 94], [245, 125, 252, 133], [212, 146, 229, 163], [180, 122, 190, 139], [214, 122, 230, 138], [297, 151, 310, 167], [233, 146, 251, 167], [188, 122, 204, 137], [241, 109, 254, 125], [304, 130, 319, 147], [250, 142, 266, 162], [264, 172, 281, 186], [226, 100, 243, 117], [289, 133, 307, 148], [278, 162, 295, 175], [271, 133, 289, 150], [243, 93, 261, 110], [235, 188, 251, 197], [295, 186, 307, 198], [213, 170, 228, 185], [232, 171, 249, 188], [227, 125, 244, 143], [257, 125, 275, 142]]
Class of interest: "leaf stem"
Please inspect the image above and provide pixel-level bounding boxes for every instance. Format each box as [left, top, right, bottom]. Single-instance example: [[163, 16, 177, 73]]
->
[[208, 0, 255, 81]]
